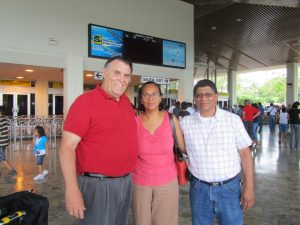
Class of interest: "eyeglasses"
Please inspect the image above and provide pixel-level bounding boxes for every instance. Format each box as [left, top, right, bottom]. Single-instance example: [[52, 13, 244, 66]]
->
[[141, 93, 161, 99], [195, 93, 216, 99]]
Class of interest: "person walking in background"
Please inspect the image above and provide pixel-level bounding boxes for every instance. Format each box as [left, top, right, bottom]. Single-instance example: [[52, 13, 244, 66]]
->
[[0, 106, 17, 178], [132, 81, 185, 225], [32, 125, 48, 181], [288, 101, 300, 151], [258, 102, 265, 133], [180, 80, 254, 225], [59, 56, 138, 225], [237, 105, 244, 118], [172, 101, 181, 118], [233, 104, 239, 114], [168, 100, 176, 114], [178, 101, 190, 120], [278, 107, 289, 144], [187, 102, 196, 115], [251, 103, 260, 146], [242, 100, 260, 145], [267, 103, 277, 133]]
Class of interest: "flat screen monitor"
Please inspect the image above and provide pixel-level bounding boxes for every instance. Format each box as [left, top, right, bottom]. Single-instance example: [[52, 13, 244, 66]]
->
[[123, 32, 162, 66], [89, 24, 123, 58], [162, 40, 186, 68], [88, 24, 186, 69]]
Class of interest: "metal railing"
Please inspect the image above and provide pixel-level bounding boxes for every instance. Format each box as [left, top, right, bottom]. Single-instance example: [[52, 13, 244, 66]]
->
[[7, 115, 63, 150]]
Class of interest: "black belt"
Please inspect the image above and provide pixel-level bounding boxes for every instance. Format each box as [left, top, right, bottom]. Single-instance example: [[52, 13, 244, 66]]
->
[[82, 172, 129, 179], [196, 174, 239, 186]]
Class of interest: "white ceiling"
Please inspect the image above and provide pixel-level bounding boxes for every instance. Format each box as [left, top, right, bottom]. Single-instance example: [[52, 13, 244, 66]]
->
[[0, 62, 63, 82], [0, 62, 141, 86]]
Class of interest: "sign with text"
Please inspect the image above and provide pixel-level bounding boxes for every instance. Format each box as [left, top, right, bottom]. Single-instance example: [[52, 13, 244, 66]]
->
[[53, 82, 63, 89], [94, 71, 103, 80], [141, 76, 170, 85], [0, 80, 31, 87]]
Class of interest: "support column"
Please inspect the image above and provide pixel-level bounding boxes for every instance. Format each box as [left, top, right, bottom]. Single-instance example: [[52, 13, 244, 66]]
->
[[286, 62, 298, 105], [27, 93, 31, 116], [63, 56, 84, 116], [178, 69, 194, 103], [35, 80, 49, 117], [227, 69, 237, 108]]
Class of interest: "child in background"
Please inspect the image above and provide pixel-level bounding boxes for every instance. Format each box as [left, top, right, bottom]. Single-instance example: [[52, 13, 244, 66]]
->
[[32, 126, 48, 181], [278, 107, 289, 144]]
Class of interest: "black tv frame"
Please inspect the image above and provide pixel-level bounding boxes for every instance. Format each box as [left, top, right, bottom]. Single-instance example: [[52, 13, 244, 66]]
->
[[88, 23, 186, 69]]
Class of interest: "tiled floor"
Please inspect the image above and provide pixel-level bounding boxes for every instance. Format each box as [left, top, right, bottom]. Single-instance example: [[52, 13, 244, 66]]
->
[[0, 125, 299, 225]]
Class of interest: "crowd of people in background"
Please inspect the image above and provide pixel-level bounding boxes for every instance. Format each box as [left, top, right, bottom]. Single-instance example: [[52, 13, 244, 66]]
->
[[231, 101, 300, 151], [168, 101, 196, 119], [133, 97, 300, 152]]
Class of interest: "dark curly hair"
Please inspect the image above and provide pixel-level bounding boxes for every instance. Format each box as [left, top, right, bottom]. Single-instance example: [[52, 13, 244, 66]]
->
[[138, 81, 164, 112]]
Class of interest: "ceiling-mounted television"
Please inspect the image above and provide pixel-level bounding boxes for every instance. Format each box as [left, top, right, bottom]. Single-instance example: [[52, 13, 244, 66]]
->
[[162, 40, 186, 68], [123, 32, 162, 66], [88, 24, 186, 69], [89, 24, 123, 58]]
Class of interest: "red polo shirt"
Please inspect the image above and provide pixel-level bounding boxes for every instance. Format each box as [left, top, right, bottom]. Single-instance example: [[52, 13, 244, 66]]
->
[[242, 105, 259, 122], [64, 85, 138, 176]]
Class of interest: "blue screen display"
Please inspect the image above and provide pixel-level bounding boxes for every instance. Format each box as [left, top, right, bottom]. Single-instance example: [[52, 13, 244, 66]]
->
[[162, 40, 186, 68], [89, 24, 186, 69], [90, 25, 123, 58]]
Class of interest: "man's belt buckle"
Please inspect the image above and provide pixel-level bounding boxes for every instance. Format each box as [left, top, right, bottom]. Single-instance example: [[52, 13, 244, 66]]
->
[[211, 182, 220, 186]]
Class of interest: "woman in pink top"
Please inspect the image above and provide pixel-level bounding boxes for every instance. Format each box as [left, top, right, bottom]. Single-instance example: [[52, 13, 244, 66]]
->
[[132, 81, 185, 225]]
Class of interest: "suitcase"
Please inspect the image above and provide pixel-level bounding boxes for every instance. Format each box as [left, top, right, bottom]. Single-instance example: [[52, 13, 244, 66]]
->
[[0, 191, 49, 225]]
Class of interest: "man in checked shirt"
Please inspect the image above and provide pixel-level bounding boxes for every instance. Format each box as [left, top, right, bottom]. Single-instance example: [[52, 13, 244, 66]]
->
[[180, 79, 254, 225]]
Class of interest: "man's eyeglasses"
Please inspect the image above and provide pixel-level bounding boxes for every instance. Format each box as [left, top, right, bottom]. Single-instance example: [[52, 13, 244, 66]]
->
[[141, 93, 161, 99], [195, 93, 216, 99]]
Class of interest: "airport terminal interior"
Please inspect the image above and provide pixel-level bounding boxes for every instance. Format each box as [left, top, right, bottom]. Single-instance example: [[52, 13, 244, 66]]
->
[[0, 126, 299, 225], [1, 0, 300, 225]]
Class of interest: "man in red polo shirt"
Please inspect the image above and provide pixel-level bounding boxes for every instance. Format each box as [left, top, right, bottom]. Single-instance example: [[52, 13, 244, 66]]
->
[[59, 56, 138, 225], [242, 100, 260, 143]]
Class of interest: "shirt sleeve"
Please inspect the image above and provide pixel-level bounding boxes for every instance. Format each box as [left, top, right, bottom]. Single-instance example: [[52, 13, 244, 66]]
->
[[235, 116, 252, 150], [63, 95, 91, 138]]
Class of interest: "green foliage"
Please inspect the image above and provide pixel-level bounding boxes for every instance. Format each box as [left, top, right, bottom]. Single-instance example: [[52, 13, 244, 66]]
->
[[237, 76, 286, 105], [216, 74, 228, 93]]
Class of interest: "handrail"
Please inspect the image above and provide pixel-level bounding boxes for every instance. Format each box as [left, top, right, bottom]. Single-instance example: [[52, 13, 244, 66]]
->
[[6, 115, 63, 150]]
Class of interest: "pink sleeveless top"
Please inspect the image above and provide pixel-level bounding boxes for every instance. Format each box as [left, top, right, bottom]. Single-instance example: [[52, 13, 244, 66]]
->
[[132, 112, 177, 186]]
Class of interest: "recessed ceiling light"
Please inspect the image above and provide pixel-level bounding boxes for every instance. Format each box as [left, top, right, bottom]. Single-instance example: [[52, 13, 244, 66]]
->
[[85, 74, 93, 77], [16, 76, 24, 79], [211, 26, 217, 30], [25, 69, 34, 72], [236, 18, 242, 22]]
